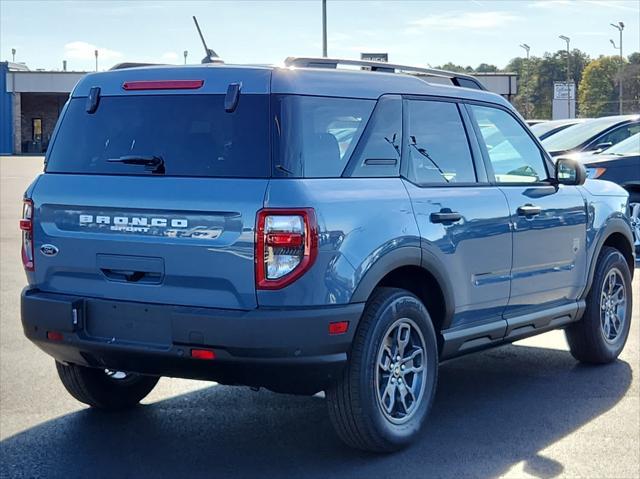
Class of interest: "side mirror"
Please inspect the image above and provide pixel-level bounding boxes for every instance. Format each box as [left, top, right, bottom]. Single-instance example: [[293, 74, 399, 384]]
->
[[555, 157, 587, 186], [592, 142, 613, 153]]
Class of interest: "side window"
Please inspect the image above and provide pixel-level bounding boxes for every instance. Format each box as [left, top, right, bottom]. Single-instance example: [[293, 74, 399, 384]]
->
[[349, 96, 402, 177], [406, 100, 476, 184], [469, 104, 547, 184], [596, 123, 640, 148]]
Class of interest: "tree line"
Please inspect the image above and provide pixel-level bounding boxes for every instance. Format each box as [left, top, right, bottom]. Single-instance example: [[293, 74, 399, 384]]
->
[[436, 49, 640, 119]]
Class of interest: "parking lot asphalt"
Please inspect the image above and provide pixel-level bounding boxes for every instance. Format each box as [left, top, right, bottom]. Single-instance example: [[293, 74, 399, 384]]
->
[[1, 156, 638, 479]]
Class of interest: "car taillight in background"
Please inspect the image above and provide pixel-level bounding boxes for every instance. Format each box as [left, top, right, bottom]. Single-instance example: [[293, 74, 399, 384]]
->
[[20, 199, 34, 271], [256, 208, 318, 289]]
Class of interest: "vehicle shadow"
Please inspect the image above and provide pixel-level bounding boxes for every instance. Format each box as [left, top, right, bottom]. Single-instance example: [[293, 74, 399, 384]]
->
[[0, 344, 632, 479]]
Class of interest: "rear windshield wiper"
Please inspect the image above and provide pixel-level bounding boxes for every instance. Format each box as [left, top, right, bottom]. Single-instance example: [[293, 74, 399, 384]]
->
[[107, 155, 165, 174]]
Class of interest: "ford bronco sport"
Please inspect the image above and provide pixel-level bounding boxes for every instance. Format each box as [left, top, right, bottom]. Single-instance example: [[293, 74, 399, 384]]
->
[[21, 57, 635, 452]]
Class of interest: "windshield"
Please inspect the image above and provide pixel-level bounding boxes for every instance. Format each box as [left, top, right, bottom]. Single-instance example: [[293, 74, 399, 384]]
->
[[47, 94, 270, 177], [602, 132, 640, 156], [530, 120, 579, 138], [541, 117, 626, 152]]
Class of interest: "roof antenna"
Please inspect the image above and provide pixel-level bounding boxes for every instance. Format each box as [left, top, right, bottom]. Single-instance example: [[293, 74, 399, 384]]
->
[[193, 16, 223, 64]]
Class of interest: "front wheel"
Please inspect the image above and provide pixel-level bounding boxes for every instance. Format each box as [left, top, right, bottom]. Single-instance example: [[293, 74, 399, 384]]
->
[[56, 361, 159, 410], [326, 288, 438, 452], [565, 246, 633, 364]]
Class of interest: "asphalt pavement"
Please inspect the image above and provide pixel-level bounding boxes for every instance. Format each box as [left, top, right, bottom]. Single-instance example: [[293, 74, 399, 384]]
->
[[1, 156, 638, 478]]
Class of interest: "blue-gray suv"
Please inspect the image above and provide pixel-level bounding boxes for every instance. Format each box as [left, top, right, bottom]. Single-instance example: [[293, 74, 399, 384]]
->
[[20, 58, 635, 452]]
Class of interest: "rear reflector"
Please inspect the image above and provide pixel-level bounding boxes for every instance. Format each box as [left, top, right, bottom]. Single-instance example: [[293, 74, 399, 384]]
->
[[47, 331, 63, 341], [122, 80, 204, 91], [191, 349, 216, 360], [329, 321, 349, 335]]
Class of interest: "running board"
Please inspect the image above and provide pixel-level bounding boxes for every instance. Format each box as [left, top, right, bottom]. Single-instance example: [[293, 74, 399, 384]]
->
[[440, 301, 586, 360]]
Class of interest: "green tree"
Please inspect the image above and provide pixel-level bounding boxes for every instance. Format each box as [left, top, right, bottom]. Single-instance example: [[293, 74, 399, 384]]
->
[[475, 63, 500, 73], [506, 49, 590, 119], [620, 52, 640, 113], [578, 55, 623, 117], [435, 62, 474, 73]]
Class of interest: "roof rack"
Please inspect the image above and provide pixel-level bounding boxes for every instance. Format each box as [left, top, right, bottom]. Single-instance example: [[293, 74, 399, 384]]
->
[[284, 57, 486, 91]]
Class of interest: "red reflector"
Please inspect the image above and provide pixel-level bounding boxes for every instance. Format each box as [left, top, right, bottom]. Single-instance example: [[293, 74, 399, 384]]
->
[[266, 232, 304, 247], [47, 331, 63, 341], [329, 321, 349, 335], [19, 219, 32, 231], [191, 349, 216, 360], [122, 80, 204, 91]]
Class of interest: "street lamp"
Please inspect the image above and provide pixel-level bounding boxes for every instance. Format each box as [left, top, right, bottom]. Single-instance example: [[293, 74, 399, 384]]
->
[[610, 21, 624, 114], [559, 35, 571, 119], [94, 49, 99, 72], [11, 48, 16, 62], [183, 50, 188, 65], [322, 0, 328, 57], [519, 43, 531, 119]]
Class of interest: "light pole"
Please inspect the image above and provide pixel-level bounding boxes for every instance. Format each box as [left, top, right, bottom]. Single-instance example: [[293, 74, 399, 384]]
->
[[322, 0, 327, 57], [94, 49, 98, 72], [610, 21, 624, 114], [11, 48, 16, 62], [183, 50, 188, 65], [520, 43, 530, 119], [559, 35, 571, 118]]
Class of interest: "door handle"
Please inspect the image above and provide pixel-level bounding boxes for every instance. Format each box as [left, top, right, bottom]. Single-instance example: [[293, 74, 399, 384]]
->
[[517, 204, 542, 217], [430, 209, 463, 224]]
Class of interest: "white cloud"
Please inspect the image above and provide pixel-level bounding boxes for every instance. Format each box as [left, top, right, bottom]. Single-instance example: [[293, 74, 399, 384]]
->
[[64, 41, 123, 62], [408, 11, 521, 31]]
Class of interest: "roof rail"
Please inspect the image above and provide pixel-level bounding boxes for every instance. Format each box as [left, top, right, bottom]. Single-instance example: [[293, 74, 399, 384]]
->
[[109, 62, 166, 71], [284, 57, 486, 91]]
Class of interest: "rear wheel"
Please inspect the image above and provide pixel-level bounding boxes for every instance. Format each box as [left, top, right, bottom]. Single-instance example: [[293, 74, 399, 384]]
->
[[565, 247, 632, 364], [326, 288, 438, 452], [55, 361, 159, 410]]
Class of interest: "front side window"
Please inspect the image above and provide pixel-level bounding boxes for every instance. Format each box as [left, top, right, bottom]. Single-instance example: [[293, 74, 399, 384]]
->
[[273, 95, 374, 178], [405, 100, 476, 184], [469, 104, 547, 184], [593, 122, 640, 150]]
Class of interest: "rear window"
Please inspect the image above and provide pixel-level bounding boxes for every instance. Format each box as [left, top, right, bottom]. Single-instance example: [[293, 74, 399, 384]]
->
[[273, 95, 375, 178], [46, 94, 270, 177]]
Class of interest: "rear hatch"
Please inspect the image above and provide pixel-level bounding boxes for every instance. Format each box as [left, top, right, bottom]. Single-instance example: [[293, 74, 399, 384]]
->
[[29, 66, 271, 310]]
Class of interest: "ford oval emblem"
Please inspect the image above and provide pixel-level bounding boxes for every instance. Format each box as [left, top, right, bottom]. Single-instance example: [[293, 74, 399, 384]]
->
[[40, 244, 59, 257]]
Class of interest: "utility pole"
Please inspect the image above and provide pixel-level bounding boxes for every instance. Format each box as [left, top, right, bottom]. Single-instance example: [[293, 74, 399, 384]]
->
[[559, 35, 571, 119], [322, 0, 328, 57], [94, 49, 99, 72], [610, 21, 624, 115], [184, 50, 188, 65], [519, 43, 530, 119], [11, 48, 16, 62]]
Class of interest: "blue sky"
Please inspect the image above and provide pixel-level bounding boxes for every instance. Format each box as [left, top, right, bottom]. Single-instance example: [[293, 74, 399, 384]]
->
[[1, 0, 639, 72]]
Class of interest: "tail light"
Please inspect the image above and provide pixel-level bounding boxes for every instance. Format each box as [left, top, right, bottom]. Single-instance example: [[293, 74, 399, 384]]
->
[[20, 199, 34, 271], [256, 208, 318, 289]]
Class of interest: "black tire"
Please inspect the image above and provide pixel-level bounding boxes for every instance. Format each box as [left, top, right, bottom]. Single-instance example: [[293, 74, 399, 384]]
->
[[55, 361, 159, 410], [326, 287, 438, 452], [565, 246, 633, 364]]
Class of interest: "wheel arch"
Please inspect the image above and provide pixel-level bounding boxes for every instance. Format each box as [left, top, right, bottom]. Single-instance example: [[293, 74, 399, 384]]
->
[[350, 246, 455, 338], [583, 219, 635, 299]]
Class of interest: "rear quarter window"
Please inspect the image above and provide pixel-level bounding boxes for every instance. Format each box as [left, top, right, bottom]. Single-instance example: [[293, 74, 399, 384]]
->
[[273, 95, 375, 178], [46, 94, 270, 177]]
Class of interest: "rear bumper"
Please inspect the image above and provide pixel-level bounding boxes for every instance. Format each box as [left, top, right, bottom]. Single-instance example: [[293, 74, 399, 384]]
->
[[21, 288, 363, 394]]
